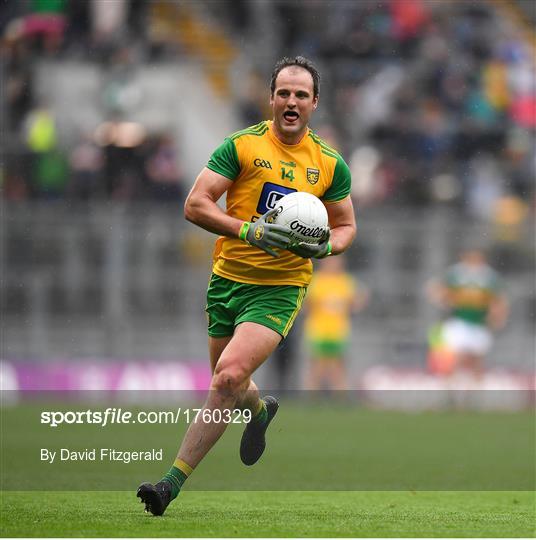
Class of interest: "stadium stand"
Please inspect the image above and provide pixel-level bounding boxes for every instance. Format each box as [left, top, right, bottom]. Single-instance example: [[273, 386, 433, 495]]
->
[[1, 0, 534, 387]]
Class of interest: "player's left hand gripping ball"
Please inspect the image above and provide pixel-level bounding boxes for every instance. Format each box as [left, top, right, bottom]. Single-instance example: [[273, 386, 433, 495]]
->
[[288, 227, 332, 259], [239, 208, 292, 258]]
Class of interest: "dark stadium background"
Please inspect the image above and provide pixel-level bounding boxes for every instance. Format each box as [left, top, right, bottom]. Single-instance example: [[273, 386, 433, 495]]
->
[[1, 0, 535, 516]]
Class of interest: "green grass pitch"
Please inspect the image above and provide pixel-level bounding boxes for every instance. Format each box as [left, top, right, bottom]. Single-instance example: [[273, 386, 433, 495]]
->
[[1, 400, 534, 536], [1, 490, 535, 537]]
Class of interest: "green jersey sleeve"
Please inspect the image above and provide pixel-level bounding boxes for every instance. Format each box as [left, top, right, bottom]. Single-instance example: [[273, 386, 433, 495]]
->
[[322, 154, 352, 202], [206, 138, 241, 180]]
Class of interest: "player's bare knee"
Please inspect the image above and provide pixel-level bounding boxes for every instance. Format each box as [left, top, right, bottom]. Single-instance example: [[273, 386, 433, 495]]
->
[[213, 364, 248, 395]]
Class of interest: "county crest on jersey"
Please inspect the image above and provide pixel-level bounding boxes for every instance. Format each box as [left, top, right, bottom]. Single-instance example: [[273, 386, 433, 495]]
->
[[206, 121, 352, 287]]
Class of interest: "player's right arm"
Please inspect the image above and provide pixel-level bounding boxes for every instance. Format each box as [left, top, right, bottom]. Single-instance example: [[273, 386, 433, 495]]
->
[[184, 167, 241, 237], [425, 267, 454, 309], [426, 278, 448, 307], [184, 167, 291, 256]]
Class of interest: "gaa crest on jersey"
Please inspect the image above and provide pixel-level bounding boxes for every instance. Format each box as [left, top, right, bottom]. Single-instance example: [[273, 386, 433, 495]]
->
[[306, 168, 320, 185], [253, 158, 272, 169]]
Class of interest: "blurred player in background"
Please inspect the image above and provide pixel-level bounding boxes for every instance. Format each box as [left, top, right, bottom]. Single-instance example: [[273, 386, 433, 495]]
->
[[304, 255, 368, 391], [426, 249, 509, 379], [137, 56, 356, 515]]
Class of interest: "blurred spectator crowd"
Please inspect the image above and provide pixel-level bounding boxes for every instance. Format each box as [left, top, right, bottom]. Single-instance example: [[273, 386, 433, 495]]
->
[[1, 0, 535, 225], [2, 0, 185, 203], [231, 0, 535, 223]]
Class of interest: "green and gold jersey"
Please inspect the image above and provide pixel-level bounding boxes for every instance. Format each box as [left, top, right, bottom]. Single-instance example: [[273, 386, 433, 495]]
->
[[206, 121, 352, 287], [304, 272, 357, 341], [443, 263, 502, 325]]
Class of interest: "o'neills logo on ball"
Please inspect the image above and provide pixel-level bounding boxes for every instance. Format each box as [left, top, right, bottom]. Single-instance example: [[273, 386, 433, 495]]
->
[[290, 220, 325, 238]]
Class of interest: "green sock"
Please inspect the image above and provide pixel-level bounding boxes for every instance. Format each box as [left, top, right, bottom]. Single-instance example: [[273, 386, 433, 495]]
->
[[162, 458, 192, 500], [250, 399, 268, 426]]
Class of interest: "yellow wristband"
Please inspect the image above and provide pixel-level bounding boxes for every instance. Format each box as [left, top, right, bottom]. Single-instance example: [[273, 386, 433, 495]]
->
[[239, 222, 251, 243]]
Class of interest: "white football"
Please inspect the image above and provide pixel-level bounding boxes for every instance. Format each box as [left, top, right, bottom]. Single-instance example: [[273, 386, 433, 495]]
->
[[273, 192, 329, 244]]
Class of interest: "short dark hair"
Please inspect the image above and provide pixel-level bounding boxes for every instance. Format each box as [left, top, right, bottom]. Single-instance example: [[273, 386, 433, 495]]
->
[[270, 56, 320, 98]]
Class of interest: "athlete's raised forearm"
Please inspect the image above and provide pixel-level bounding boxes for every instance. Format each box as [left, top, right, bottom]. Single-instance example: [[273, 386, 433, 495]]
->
[[329, 223, 356, 256], [184, 191, 242, 238], [322, 196, 356, 256]]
